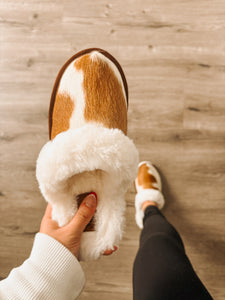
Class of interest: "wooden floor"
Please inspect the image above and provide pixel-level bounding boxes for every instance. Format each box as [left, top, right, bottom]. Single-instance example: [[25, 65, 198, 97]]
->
[[1, 1, 225, 299]]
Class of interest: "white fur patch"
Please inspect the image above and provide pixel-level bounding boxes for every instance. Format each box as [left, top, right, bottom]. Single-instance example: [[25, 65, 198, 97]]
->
[[58, 60, 86, 129], [36, 124, 139, 260]]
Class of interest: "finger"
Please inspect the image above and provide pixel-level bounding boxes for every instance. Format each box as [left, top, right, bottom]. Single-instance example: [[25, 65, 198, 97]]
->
[[43, 204, 53, 220], [41, 204, 58, 228], [40, 204, 57, 232], [68, 192, 97, 234], [103, 246, 118, 256]]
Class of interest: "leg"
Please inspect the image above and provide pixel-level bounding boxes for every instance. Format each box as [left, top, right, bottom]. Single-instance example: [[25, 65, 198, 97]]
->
[[133, 161, 213, 300], [133, 205, 213, 300]]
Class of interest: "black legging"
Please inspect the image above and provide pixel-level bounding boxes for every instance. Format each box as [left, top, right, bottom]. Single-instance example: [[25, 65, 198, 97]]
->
[[133, 206, 213, 300]]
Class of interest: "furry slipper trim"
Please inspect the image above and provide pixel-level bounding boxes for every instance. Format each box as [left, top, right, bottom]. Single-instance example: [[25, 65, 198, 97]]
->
[[36, 124, 139, 260], [135, 189, 165, 229]]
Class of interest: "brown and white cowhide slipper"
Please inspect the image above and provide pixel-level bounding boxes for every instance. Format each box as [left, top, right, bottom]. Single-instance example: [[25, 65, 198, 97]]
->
[[36, 48, 139, 260]]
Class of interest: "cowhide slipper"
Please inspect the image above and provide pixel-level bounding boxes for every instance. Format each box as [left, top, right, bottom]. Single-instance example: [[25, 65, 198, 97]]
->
[[135, 161, 165, 229], [36, 48, 139, 260]]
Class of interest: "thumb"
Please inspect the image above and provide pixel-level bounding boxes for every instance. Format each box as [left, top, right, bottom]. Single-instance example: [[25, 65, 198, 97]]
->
[[68, 192, 97, 234]]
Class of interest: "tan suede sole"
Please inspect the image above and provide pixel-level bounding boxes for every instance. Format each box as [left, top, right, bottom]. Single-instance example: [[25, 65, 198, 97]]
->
[[48, 48, 129, 140]]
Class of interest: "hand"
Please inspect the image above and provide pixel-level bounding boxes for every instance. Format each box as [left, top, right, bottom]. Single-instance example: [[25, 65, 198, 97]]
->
[[40, 193, 118, 259]]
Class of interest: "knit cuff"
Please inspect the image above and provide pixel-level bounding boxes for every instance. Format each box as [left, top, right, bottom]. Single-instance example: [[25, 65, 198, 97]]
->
[[0, 233, 85, 299], [29, 233, 86, 299]]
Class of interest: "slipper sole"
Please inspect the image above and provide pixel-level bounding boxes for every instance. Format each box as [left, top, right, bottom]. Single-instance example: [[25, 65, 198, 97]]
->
[[48, 48, 129, 140], [47, 48, 129, 232]]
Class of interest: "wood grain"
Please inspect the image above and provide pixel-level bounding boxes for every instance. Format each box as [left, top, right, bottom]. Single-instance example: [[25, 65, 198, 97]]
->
[[1, 0, 225, 299]]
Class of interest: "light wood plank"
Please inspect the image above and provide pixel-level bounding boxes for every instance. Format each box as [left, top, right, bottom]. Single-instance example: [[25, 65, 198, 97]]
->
[[1, 0, 225, 299]]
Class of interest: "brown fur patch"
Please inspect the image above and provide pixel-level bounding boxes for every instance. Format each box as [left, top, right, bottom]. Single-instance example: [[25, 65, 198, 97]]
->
[[137, 164, 158, 190], [51, 92, 74, 140], [74, 53, 127, 134]]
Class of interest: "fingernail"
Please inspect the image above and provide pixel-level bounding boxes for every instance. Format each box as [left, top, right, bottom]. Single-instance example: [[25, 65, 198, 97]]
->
[[85, 193, 97, 208]]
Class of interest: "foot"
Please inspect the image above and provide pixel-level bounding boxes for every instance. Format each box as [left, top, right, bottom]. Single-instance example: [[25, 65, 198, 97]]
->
[[134, 161, 165, 229], [135, 161, 161, 211], [142, 200, 158, 212]]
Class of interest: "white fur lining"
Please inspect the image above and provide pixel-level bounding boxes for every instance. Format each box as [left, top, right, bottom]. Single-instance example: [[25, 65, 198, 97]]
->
[[36, 124, 139, 260], [135, 189, 165, 229]]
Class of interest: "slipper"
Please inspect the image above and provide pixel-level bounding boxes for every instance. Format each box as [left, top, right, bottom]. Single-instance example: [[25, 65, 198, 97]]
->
[[36, 48, 139, 260], [135, 161, 165, 229]]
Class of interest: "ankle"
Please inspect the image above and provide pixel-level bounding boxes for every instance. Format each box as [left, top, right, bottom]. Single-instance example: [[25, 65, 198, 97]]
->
[[142, 201, 158, 212]]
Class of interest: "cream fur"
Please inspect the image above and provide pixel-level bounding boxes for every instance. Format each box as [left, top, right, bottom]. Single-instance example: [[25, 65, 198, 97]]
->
[[36, 124, 139, 260], [135, 189, 165, 229]]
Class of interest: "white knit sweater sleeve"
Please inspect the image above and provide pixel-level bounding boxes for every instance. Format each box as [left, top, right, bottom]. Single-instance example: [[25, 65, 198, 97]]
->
[[0, 233, 86, 300]]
